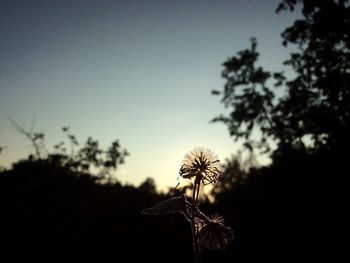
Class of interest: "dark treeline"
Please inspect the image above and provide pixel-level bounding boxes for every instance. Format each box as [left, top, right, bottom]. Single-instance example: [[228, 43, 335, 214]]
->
[[0, 158, 187, 262], [1, 0, 348, 262], [0, 140, 344, 262]]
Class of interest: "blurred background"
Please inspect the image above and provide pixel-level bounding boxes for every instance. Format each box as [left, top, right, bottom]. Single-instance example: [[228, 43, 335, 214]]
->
[[0, 0, 348, 262]]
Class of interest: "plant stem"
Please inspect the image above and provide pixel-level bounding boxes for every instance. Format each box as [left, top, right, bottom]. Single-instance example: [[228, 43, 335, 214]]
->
[[191, 181, 201, 263]]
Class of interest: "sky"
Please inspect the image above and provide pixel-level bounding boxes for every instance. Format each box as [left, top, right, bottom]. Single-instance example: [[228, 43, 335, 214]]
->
[[0, 0, 301, 190]]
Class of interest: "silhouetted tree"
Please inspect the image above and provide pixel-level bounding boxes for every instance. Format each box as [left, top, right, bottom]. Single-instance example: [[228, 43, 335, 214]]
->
[[213, 0, 350, 155], [210, 1, 348, 262], [11, 123, 129, 180], [139, 177, 157, 194], [0, 128, 194, 262], [211, 152, 256, 197]]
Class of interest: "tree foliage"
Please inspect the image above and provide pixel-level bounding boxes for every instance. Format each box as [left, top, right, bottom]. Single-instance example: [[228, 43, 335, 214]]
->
[[213, 0, 350, 154], [11, 123, 129, 180]]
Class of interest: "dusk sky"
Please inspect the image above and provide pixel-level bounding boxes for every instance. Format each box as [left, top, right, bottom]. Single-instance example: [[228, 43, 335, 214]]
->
[[0, 0, 300, 190]]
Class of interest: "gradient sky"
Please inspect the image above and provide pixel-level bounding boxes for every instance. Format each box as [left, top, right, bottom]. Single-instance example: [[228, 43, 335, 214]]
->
[[0, 0, 300, 190]]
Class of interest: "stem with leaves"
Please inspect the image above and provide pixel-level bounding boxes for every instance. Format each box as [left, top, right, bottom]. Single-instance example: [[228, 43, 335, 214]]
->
[[142, 148, 233, 263]]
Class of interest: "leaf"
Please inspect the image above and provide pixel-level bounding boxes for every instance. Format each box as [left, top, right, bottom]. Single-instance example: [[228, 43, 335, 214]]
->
[[141, 195, 190, 220]]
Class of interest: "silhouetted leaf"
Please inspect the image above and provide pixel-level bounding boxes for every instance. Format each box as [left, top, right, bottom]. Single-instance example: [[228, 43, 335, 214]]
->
[[141, 195, 189, 220]]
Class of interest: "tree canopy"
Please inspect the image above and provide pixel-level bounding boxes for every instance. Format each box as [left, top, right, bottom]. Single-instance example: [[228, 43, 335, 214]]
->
[[213, 0, 350, 155]]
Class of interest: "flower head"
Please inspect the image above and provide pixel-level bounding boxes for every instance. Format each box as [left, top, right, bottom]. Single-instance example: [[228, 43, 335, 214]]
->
[[179, 147, 221, 185], [197, 214, 233, 250]]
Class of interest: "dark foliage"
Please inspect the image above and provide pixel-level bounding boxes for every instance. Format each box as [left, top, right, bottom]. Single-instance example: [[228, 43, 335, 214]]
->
[[210, 148, 345, 262], [1, 151, 343, 262], [209, 0, 348, 261], [0, 159, 193, 263], [213, 0, 350, 154]]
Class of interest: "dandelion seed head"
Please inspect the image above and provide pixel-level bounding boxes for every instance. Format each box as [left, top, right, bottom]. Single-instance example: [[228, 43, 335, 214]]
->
[[198, 214, 233, 250], [209, 214, 225, 224], [179, 147, 221, 185]]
